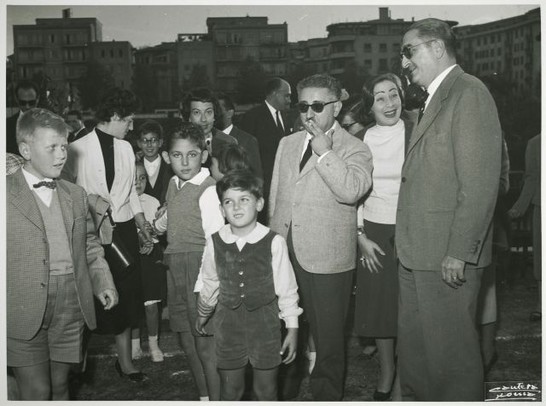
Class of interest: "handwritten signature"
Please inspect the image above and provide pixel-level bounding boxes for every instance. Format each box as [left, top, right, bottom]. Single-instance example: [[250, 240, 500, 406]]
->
[[486, 382, 540, 401]]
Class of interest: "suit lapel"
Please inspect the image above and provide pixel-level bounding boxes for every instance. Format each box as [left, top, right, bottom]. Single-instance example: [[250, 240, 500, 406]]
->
[[56, 181, 74, 249], [9, 170, 45, 232], [407, 65, 463, 154]]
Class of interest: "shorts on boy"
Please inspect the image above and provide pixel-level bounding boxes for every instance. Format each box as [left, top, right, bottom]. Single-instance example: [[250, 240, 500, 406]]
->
[[7, 273, 85, 367], [164, 252, 215, 336]]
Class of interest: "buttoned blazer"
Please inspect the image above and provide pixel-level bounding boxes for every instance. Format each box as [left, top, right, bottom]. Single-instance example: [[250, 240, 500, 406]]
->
[[395, 65, 502, 270], [62, 129, 142, 223], [229, 125, 264, 179], [6, 112, 20, 155], [268, 124, 373, 274], [7, 169, 115, 340]]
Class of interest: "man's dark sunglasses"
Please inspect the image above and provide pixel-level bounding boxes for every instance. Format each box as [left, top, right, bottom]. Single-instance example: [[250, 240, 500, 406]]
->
[[18, 99, 38, 107], [400, 39, 435, 60], [297, 100, 338, 114]]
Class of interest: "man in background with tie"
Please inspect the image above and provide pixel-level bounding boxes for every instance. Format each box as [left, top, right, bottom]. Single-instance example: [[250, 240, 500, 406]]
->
[[239, 77, 294, 223], [268, 74, 373, 400]]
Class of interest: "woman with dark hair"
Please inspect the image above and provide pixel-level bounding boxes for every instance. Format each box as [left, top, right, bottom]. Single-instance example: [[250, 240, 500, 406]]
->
[[338, 94, 370, 140], [353, 73, 414, 401], [63, 87, 152, 382]]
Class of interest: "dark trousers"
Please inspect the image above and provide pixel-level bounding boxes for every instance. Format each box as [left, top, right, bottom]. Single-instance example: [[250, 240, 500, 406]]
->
[[288, 230, 353, 400], [397, 263, 484, 401]]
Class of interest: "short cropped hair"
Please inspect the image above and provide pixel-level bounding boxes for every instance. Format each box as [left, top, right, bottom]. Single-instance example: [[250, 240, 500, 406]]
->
[[216, 169, 263, 201], [214, 144, 251, 175], [16, 108, 70, 145], [134, 159, 146, 172], [137, 120, 164, 140], [15, 80, 39, 97], [216, 92, 235, 111], [407, 18, 457, 59], [164, 122, 206, 152], [265, 77, 286, 97], [297, 74, 342, 100], [95, 87, 139, 123], [362, 73, 405, 120], [180, 88, 220, 122]]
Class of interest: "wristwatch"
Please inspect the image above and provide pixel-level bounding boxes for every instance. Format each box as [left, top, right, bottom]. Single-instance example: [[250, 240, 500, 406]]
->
[[357, 226, 365, 236]]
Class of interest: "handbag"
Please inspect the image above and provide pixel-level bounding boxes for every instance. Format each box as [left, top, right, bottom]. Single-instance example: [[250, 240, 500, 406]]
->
[[88, 194, 133, 270]]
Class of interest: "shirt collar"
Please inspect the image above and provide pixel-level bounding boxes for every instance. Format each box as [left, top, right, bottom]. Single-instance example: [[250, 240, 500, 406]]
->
[[223, 124, 234, 135], [143, 155, 161, 169], [265, 100, 279, 120], [425, 64, 457, 108], [218, 222, 269, 244], [21, 167, 54, 190], [173, 167, 211, 189]]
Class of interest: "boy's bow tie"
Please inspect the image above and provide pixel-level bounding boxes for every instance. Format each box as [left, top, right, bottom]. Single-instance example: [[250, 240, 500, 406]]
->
[[33, 180, 57, 189]]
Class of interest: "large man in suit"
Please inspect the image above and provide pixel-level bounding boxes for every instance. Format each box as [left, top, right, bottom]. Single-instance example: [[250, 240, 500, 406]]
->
[[269, 74, 373, 400], [7, 80, 40, 155], [396, 18, 502, 401], [216, 92, 263, 179], [239, 77, 294, 221], [7, 108, 117, 399]]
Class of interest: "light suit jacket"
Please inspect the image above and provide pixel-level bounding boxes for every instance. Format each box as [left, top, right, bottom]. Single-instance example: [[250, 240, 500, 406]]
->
[[269, 122, 373, 274], [62, 129, 142, 222], [395, 65, 502, 270], [7, 169, 115, 340]]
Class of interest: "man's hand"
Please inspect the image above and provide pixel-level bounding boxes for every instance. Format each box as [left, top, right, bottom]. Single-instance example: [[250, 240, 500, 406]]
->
[[97, 288, 118, 310], [155, 203, 168, 219], [303, 118, 332, 156], [441, 255, 466, 289], [280, 328, 298, 364], [508, 207, 524, 219]]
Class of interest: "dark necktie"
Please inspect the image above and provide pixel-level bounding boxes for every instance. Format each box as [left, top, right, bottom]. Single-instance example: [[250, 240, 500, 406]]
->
[[299, 140, 313, 172], [418, 91, 429, 124], [33, 180, 56, 189], [275, 110, 285, 136]]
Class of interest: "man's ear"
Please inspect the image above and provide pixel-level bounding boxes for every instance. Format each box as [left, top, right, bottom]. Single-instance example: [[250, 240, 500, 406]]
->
[[220, 203, 226, 219], [161, 150, 171, 165], [432, 39, 446, 59], [333, 100, 343, 118]]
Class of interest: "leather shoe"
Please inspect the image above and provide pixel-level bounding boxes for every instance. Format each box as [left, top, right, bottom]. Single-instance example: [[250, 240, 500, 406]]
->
[[114, 360, 148, 382], [373, 390, 392, 401]]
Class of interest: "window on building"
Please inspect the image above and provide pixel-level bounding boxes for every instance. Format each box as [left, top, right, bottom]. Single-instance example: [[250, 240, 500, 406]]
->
[[364, 59, 372, 68], [364, 43, 372, 52], [65, 34, 71, 44], [497, 48, 501, 56], [379, 58, 388, 71], [477, 38, 481, 46], [101, 50, 106, 58], [119, 49, 123, 57], [379, 43, 387, 52], [110, 49, 114, 58], [49, 34, 55, 43]]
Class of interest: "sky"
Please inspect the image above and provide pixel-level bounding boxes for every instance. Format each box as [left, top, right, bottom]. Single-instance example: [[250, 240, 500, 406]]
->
[[4, 1, 540, 55]]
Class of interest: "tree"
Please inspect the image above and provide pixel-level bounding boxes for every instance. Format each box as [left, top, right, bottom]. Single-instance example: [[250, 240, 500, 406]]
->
[[236, 57, 268, 104], [78, 59, 115, 110], [181, 63, 211, 93], [132, 64, 157, 112]]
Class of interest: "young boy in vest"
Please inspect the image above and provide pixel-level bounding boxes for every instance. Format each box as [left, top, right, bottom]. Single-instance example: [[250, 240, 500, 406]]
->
[[7, 108, 118, 400], [196, 170, 302, 401], [154, 122, 224, 401]]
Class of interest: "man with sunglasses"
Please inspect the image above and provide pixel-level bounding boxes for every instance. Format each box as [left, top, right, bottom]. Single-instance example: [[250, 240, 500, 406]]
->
[[7, 80, 40, 155], [269, 74, 372, 400], [396, 19, 502, 401]]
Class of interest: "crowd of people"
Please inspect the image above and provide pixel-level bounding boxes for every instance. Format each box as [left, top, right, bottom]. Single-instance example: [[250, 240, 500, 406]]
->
[[5, 17, 540, 401]]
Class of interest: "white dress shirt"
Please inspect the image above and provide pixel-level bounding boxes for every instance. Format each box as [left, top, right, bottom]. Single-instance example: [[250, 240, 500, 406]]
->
[[143, 155, 162, 188], [265, 100, 285, 130], [424, 64, 457, 111], [22, 167, 54, 206]]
